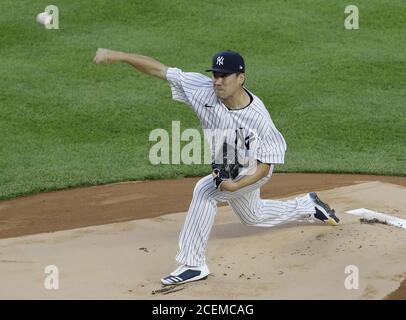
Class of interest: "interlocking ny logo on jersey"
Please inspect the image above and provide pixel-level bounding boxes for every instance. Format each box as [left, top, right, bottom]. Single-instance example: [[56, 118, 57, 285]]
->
[[216, 56, 224, 66]]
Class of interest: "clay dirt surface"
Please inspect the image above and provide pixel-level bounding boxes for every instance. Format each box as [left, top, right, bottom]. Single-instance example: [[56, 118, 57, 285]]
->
[[0, 173, 405, 299]]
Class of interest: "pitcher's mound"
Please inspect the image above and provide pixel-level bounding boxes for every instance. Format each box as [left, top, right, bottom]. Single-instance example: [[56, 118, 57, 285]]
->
[[0, 176, 405, 299]]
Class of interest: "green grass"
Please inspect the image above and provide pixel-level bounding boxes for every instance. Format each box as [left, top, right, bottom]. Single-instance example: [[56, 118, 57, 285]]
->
[[0, 0, 405, 200]]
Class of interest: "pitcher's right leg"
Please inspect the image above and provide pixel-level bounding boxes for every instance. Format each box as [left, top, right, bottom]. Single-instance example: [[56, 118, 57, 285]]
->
[[175, 175, 219, 267], [161, 175, 219, 285]]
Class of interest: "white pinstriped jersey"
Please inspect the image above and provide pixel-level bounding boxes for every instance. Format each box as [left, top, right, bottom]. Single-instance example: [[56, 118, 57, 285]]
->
[[166, 67, 287, 165]]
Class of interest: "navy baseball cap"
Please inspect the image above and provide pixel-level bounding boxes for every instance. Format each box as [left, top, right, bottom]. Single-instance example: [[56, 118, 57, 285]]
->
[[206, 50, 245, 74]]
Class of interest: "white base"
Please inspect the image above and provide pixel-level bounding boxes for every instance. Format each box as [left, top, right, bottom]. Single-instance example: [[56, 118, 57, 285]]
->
[[346, 208, 406, 229]]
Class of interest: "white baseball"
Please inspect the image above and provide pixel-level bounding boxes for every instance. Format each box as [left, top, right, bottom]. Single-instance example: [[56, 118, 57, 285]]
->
[[36, 12, 52, 26]]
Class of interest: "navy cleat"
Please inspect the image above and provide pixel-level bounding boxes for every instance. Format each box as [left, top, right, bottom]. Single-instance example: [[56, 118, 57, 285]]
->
[[161, 264, 210, 286], [308, 192, 340, 226]]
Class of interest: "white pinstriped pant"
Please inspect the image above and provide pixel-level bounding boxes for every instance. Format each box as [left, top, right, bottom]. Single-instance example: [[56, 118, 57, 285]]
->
[[176, 166, 316, 267]]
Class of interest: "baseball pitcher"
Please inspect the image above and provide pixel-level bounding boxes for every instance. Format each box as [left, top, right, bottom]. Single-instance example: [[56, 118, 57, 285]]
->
[[93, 48, 340, 285]]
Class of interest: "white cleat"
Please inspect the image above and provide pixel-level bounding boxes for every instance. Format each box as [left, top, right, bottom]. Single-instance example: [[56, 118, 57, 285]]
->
[[161, 264, 210, 286]]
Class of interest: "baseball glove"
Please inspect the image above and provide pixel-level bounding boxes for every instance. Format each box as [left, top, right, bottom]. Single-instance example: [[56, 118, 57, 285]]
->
[[212, 141, 242, 189]]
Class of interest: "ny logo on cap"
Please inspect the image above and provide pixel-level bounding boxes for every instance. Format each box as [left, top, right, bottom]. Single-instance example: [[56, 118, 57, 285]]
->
[[216, 56, 224, 66]]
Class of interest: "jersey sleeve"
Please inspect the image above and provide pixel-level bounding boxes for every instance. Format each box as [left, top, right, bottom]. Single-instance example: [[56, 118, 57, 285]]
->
[[166, 67, 212, 106], [255, 123, 287, 164]]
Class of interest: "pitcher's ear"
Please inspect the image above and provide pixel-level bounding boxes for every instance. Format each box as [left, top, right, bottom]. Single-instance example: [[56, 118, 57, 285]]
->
[[239, 73, 246, 86]]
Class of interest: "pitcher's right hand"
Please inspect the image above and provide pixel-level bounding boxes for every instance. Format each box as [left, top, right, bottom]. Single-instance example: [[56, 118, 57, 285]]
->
[[93, 48, 115, 64]]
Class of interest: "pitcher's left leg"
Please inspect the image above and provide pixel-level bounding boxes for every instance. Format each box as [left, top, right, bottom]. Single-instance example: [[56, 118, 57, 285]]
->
[[228, 190, 339, 227], [228, 190, 316, 227]]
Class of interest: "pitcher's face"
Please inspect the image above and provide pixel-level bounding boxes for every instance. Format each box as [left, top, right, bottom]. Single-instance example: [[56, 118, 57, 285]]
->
[[212, 72, 245, 100]]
